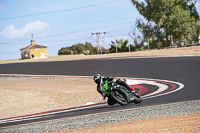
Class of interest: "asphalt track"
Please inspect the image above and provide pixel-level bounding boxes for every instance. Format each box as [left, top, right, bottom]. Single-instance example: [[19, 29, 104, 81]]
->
[[0, 56, 200, 128]]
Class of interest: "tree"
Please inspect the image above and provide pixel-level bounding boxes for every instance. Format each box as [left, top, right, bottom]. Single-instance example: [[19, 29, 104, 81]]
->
[[197, 19, 200, 37], [58, 42, 95, 55], [109, 39, 134, 53], [188, 2, 199, 22], [58, 47, 71, 55], [132, 0, 199, 46], [129, 25, 145, 50], [75, 43, 85, 54], [118, 39, 129, 52]]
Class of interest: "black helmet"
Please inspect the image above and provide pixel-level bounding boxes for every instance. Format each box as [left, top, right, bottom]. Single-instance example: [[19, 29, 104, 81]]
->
[[93, 74, 102, 84]]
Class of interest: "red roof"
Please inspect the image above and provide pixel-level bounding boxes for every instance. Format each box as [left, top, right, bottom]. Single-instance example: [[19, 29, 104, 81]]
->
[[20, 44, 47, 50]]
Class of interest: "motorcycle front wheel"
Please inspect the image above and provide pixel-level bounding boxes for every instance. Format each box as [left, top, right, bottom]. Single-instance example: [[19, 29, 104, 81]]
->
[[110, 90, 128, 106], [107, 97, 116, 105]]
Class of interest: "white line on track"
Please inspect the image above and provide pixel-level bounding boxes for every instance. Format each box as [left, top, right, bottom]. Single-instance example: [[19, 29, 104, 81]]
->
[[0, 74, 184, 124], [124, 77, 184, 99], [0, 104, 105, 124], [127, 80, 169, 97]]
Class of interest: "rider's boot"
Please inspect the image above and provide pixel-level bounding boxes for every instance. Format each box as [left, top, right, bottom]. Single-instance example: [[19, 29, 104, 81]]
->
[[129, 87, 136, 94], [102, 92, 107, 100], [119, 80, 136, 94]]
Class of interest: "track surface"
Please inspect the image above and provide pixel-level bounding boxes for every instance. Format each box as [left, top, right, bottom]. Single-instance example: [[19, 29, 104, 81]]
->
[[0, 56, 200, 128]]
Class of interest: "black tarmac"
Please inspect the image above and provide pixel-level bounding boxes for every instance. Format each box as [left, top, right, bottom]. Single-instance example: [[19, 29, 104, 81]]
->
[[0, 56, 200, 128]]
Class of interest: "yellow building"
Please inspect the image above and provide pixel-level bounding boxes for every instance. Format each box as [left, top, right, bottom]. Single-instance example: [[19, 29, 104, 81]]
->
[[20, 40, 47, 59]]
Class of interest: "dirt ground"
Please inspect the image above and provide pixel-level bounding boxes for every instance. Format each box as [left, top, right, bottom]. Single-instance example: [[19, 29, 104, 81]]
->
[[0, 46, 200, 132], [66, 113, 200, 133], [1, 45, 200, 64], [0, 77, 100, 119]]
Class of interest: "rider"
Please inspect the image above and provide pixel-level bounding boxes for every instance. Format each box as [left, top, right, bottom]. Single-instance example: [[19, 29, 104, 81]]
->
[[93, 74, 135, 100]]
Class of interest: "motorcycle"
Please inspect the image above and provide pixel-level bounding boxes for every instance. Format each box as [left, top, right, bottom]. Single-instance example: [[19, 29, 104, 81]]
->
[[104, 83, 142, 106]]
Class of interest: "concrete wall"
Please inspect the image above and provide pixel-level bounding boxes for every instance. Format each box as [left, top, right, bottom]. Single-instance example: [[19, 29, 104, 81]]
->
[[30, 48, 47, 59]]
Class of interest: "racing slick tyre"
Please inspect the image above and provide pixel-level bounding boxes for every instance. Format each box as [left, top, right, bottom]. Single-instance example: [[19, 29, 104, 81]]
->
[[132, 93, 142, 104], [107, 97, 116, 105]]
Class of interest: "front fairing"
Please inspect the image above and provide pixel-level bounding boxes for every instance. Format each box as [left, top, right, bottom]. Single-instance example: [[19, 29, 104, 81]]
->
[[111, 84, 132, 103]]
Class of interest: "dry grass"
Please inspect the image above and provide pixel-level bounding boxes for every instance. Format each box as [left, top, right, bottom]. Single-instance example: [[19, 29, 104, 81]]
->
[[65, 113, 200, 133], [0, 46, 200, 64], [0, 77, 102, 119]]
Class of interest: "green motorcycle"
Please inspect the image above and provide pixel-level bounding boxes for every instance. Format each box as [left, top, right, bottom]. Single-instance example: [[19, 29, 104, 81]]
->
[[101, 82, 142, 106]]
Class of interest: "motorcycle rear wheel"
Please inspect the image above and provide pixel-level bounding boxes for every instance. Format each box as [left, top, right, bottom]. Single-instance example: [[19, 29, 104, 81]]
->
[[132, 93, 142, 104]]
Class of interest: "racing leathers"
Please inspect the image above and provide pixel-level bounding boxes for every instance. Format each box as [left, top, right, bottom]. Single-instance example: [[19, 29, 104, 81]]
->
[[96, 77, 134, 100]]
